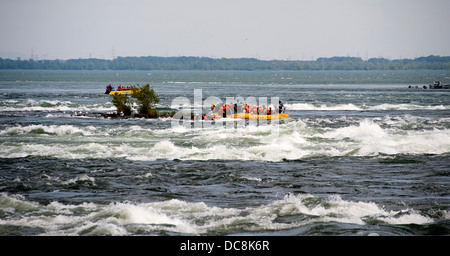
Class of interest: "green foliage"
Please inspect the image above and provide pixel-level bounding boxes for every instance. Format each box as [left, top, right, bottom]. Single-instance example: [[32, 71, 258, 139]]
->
[[1, 55, 449, 70], [111, 93, 132, 116], [131, 83, 160, 116], [158, 111, 177, 118], [109, 84, 175, 119]]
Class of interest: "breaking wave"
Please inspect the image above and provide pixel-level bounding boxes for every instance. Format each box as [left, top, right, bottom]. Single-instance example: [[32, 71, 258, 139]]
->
[[286, 103, 449, 111], [0, 99, 115, 112], [1, 117, 449, 161], [0, 193, 437, 236]]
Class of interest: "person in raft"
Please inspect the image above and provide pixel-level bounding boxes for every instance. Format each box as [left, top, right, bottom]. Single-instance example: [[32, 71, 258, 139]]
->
[[209, 101, 285, 118], [279, 100, 284, 113]]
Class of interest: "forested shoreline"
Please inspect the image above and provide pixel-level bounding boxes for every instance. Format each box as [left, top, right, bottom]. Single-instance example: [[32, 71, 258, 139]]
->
[[1, 55, 449, 71]]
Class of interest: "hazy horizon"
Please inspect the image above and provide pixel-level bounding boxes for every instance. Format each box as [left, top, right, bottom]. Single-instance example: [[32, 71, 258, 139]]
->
[[1, 53, 448, 62], [1, 0, 449, 61]]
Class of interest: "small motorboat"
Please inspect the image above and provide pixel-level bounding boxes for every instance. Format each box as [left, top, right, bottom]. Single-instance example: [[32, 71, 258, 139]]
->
[[428, 81, 450, 89]]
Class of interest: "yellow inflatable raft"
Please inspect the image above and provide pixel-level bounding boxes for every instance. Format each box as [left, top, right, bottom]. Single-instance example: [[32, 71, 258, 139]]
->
[[106, 89, 141, 95], [107, 90, 134, 95], [231, 113, 289, 120]]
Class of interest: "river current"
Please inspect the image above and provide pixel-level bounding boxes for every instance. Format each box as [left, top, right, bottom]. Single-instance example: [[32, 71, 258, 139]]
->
[[0, 70, 448, 236]]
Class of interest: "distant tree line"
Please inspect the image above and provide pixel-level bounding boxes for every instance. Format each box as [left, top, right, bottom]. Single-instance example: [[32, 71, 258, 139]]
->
[[0, 55, 449, 71]]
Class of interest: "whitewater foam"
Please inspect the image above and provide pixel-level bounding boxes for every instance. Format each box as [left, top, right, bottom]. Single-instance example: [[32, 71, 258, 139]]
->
[[320, 119, 450, 156], [286, 102, 449, 111], [0, 193, 434, 235], [62, 174, 96, 186], [0, 124, 94, 136], [1, 118, 449, 160], [0, 99, 115, 112]]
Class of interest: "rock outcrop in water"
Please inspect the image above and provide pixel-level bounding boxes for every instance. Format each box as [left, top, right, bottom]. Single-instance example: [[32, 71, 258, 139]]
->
[[105, 83, 175, 119]]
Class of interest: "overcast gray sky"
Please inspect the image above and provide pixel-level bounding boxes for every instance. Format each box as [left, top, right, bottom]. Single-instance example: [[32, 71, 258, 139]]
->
[[1, 0, 449, 60]]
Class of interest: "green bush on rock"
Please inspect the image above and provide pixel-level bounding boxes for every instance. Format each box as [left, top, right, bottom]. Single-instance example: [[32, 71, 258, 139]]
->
[[109, 83, 175, 119]]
